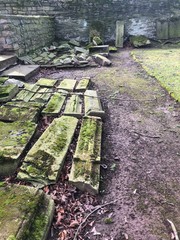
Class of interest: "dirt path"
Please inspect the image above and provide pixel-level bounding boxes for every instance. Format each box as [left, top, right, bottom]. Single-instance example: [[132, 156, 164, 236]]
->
[[40, 49, 180, 240]]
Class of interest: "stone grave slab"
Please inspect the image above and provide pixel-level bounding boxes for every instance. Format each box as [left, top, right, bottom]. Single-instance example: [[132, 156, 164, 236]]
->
[[69, 161, 100, 195], [0, 55, 17, 72], [42, 92, 66, 116], [30, 87, 52, 103], [0, 84, 19, 103], [56, 79, 77, 92], [14, 84, 39, 102], [36, 78, 57, 88], [17, 116, 78, 187], [64, 95, 82, 118], [75, 78, 90, 92], [2, 65, 40, 81], [84, 90, 105, 118], [0, 184, 54, 240], [5, 101, 44, 110], [89, 45, 109, 54], [0, 121, 37, 177], [0, 104, 40, 122], [74, 117, 102, 163], [115, 20, 124, 48]]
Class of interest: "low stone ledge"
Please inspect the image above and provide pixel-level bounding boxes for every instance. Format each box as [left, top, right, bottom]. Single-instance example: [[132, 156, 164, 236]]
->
[[84, 90, 105, 118], [56, 79, 77, 92], [69, 161, 100, 195], [17, 116, 78, 187], [64, 94, 82, 118], [0, 121, 37, 177], [74, 117, 102, 163], [0, 184, 54, 240], [42, 92, 66, 116]]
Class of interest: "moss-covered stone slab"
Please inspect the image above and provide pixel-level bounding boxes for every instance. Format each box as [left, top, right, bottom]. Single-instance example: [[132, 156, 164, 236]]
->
[[0, 121, 37, 177], [56, 79, 77, 92], [0, 77, 8, 85], [36, 78, 57, 87], [75, 78, 90, 92], [14, 84, 39, 102], [30, 87, 52, 103], [69, 161, 100, 195], [0, 184, 54, 240], [5, 101, 44, 110], [64, 95, 82, 118], [84, 90, 105, 118], [42, 92, 66, 116], [0, 55, 17, 71], [0, 84, 19, 102], [74, 117, 102, 163], [17, 116, 78, 187], [0, 104, 40, 122], [2, 65, 40, 81]]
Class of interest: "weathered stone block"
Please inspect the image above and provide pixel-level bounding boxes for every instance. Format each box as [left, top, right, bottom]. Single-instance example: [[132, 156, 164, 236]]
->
[[0, 121, 37, 176], [56, 79, 77, 92], [30, 87, 52, 103], [17, 116, 78, 187], [2, 65, 40, 81], [64, 94, 82, 118], [0, 102, 41, 122], [74, 117, 102, 163], [93, 54, 112, 66], [89, 45, 109, 54], [42, 92, 66, 116], [0, 84, 19, 102], [84, 90, 105, 118], [36, 78, 57, 87], [69, 161, 100, 195], [75, 78, 90, 92], [14, 84, 39, 102], [0, 184, 54, 240], [0, 55, 17, 71]]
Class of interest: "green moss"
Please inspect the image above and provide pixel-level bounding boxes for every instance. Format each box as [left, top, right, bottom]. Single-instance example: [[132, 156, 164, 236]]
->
[[7, 235, 17, 240]]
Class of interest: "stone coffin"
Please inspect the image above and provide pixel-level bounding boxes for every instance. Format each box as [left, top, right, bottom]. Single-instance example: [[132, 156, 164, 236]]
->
[[18, 116, 78, 187], [0, 184, 54, 240], [64, 94, 82, 118], [0, 121, 37, 177], [69, 117, 102, 195], [84, 90, 105, 118], [42, 92, 66, 116]]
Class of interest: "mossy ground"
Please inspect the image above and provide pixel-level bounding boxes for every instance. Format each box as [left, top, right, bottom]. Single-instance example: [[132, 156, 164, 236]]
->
[[132, 49, 180, 101]]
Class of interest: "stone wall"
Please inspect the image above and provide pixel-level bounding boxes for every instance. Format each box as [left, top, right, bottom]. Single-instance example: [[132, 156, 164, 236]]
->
[[0, 15, 55, 55], [0, 0, 180, 47]]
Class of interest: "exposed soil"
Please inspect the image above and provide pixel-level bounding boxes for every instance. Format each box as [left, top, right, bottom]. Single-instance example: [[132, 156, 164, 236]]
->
[[35, 49, 180, 240]]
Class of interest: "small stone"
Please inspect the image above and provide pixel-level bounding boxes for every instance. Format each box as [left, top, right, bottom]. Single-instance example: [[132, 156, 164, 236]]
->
[[69, 39, 80, 47], [74, 46, 89, 55], [93, 54, 112, 66], [62, 57, 72, 65], [57, 43, 72, 52], [4, 78, 24, 87], [130, 35, 151, 48], [92, 36, 103, 45]]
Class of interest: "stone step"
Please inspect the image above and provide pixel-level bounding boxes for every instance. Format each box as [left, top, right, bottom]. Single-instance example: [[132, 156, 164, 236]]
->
[[56, 78, 77, 92], [0, 55, 17, 72], [0, 184, 54, 240], [17, 116, 78, 187], [69, 161, 100, 195], [74, 117, 102, 163], [14, 84, 39, 102], [64, 94, 82, 118], [1, 64, 40, 81], [0, 84, 19, 103], [84, 90, 105, 118], [36, 78, 57, 88], [0, 103, 41, 122], [42, 92, 67, 116], [75, 78, 90, 92], [0, 121, 37, 177]]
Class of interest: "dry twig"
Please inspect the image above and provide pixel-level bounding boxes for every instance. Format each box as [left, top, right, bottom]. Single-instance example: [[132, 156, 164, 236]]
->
[[73, 200, 117, 240], [167, 219, 179, 240]]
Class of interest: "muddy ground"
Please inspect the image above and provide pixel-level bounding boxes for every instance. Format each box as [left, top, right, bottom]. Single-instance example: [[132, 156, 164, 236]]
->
[[36, 49, 180, 240]]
